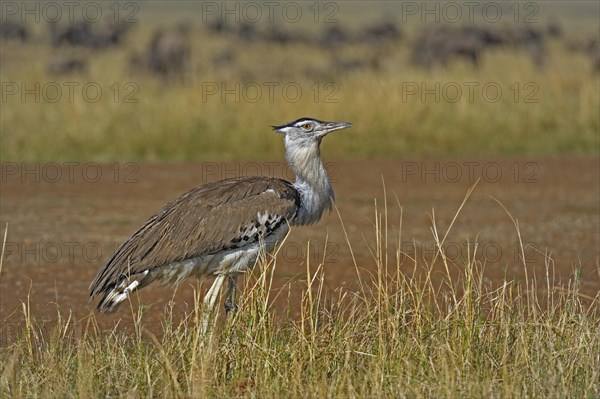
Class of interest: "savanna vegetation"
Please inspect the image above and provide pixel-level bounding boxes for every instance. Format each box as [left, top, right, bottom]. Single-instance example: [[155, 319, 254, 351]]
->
[[1, 190, 599, 398], [1, 2, 599, 398], [1, 2, 598, 161]]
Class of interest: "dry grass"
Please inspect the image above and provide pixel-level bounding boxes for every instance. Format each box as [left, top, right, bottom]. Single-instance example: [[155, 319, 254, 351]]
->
[[1, 186, 598, 398], [1, 14, 599, 161]]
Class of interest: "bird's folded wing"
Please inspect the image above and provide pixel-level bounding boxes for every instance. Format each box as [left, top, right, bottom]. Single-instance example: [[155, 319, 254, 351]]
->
[[89, 176, 299, 298]]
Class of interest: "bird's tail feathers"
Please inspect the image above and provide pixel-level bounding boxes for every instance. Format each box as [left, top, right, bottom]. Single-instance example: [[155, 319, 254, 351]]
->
[[96, 270, 149, 313]]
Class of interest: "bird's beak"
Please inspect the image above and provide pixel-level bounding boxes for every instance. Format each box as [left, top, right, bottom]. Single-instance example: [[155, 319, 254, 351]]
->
[[318, 121, 353, 136]]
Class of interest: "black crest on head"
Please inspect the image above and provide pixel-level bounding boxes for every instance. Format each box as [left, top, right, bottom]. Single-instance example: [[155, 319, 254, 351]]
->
[[272, 117, 324, 132]]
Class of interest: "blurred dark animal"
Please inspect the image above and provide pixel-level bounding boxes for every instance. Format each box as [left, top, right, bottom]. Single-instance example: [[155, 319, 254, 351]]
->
[[51, 21, 89, 46], [233, 23, 305, 45], [319, 22, 401, 48], [566, 37, 599, 73], [412, 24, 547, 68], [262, 25, 307, 45], [0, 20, 28, 41], [139, 28, 191, 80], [492, 25, 546, 66], [205, 19, 257, 41], [582, 38, 599, 72], [263, 25, 292, 44], [546, 20, 563, 38], [412, 25, 485, 67], [207, 18, 227, 34], [594, 50, 600, 73], [50, 20, 129, 48], [566, 37, 597, 54], [320, 26, 351, 48], [361, 21, 401, 43], [205, 20, 305, 46], [237, 22, 259, 42], [48, 56, 86, 74]]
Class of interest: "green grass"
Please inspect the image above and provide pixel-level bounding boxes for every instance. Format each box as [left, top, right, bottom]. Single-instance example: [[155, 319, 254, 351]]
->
[[1, 187, 599, 398]]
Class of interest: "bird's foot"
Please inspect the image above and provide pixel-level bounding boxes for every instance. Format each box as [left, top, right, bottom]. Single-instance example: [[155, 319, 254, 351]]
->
[[224, 298, 238, 313]]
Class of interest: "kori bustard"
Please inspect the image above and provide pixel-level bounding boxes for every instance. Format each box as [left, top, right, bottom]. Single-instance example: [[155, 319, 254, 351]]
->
[[89, 117, 352, 315]]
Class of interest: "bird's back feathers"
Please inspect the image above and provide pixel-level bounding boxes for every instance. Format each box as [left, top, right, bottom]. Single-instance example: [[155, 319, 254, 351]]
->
[[89, 176, 300, 307]]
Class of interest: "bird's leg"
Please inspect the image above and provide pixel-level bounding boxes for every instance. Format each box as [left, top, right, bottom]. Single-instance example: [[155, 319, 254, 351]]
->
[[224, 274, 238, 313], [203, 273, 226, 310], [201, 274, 226, 335]]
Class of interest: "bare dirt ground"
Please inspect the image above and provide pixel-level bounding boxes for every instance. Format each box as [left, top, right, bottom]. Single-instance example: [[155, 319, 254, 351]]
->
[[1, 158, 598, 339]]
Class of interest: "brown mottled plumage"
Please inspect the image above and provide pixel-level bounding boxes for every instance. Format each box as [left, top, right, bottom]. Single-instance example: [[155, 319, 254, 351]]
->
[[90, 177, 299, 310]]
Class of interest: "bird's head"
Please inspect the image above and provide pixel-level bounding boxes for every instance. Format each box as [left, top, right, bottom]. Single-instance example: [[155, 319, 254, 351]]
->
[[272, 117, 353, 145]]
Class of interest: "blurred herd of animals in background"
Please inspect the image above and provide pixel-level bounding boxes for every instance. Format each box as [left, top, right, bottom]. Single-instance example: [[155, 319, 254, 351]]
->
[[1, 15, 598, 82]]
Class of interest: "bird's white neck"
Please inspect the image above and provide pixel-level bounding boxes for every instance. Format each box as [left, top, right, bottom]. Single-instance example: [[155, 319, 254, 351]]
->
[[285, 138, 334, 225]]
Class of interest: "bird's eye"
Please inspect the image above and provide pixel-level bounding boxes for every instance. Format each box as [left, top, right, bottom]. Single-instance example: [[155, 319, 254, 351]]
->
[[302, 123, 312, 130]]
